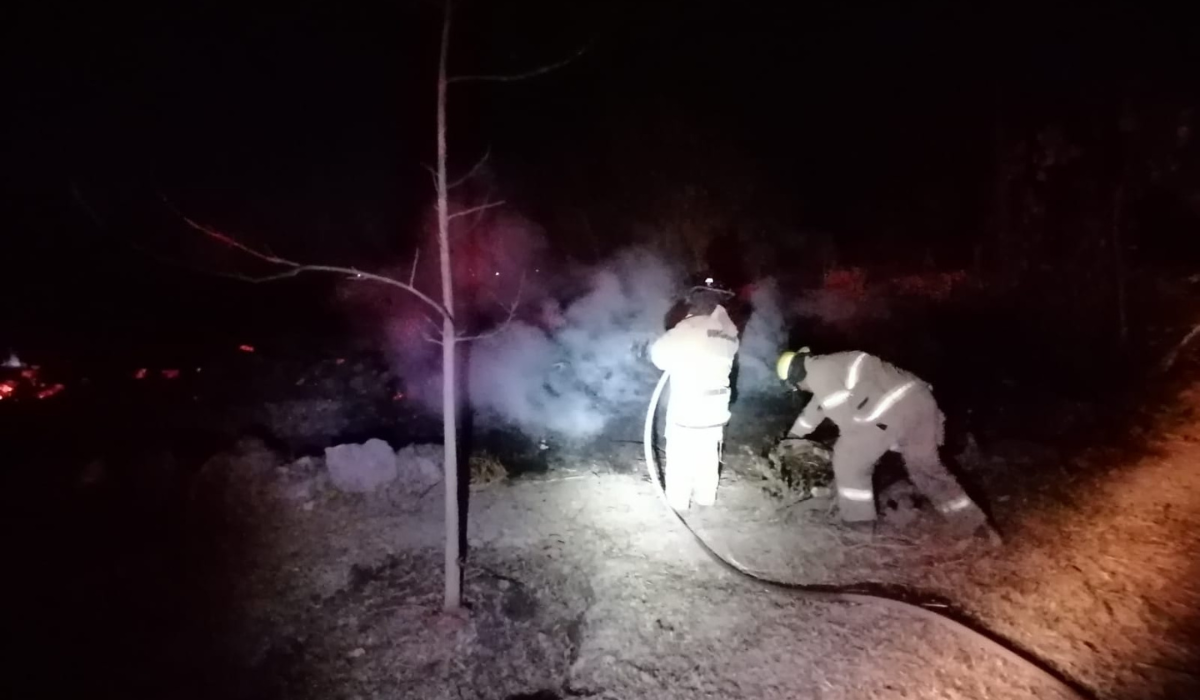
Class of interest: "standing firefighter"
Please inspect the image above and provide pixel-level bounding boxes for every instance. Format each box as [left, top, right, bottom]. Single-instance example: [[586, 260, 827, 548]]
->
[[777, 348, 991, 535], [649, 277, 740, 512]]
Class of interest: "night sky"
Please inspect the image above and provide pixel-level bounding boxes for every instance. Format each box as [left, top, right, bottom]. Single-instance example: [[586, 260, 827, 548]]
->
[[3, 1, 1198, 350]]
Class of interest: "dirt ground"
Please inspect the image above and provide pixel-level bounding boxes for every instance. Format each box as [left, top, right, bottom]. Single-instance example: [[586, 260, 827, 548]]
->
[[71, 381, 1188, 700], [4, 324, 1200, 699]]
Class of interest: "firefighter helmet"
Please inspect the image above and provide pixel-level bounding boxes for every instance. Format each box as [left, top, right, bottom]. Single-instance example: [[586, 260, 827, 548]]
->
[[687, 274, 736, 298], [776, 347, 811, 384]]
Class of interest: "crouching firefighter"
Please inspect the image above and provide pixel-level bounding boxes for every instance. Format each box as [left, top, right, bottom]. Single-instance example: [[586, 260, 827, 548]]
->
[[776, 348, 992, 535], [649, 277, 741, 512]]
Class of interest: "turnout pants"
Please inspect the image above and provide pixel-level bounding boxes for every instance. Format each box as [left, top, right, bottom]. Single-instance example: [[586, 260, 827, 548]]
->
[[833, 394, 986, 530], [664, 423, 725, 511]]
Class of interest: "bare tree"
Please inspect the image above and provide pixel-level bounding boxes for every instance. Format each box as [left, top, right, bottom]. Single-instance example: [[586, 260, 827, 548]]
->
[[178, 0, 587, 612]]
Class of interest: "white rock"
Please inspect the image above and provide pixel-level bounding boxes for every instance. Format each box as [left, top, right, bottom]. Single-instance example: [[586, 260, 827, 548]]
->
[[325, 439, 399, 494], [394, 443, 444, 494]]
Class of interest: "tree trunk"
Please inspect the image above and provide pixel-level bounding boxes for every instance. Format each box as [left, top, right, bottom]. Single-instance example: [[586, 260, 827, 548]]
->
[[436, 0, 462, 612]]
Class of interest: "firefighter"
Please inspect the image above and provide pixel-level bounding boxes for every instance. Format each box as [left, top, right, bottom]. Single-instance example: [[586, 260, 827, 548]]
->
[[777, 348, 991, 535], [649, 277, 740, 511]]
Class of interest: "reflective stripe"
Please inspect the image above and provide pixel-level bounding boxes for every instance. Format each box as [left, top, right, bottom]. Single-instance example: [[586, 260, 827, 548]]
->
[[939, 496, 973, 513], [854, 380, 916, 423], [838, 487, 874, 502], [821, 389, 851, 409], [796, 418, 815, 430], [845, 352, 868, 390]]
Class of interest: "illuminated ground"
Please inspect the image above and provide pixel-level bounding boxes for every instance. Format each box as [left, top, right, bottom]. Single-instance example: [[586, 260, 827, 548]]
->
[[212, 428, 1198, 700], [3, 346, 1199, 699]]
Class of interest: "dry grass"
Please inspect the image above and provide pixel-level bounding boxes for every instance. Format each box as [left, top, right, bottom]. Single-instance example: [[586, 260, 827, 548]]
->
[[737, 440, 834, 500], [469, 450, 509, 488]]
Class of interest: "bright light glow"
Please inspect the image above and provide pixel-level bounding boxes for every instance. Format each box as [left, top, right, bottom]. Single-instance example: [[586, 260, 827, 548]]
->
[[939, 496, 973, 513], [839, 487, 874, 501], [846, 352, 867, 390], [797, 417, 815, 430], [855, 381, 916, 422], [821, 389, 851, 408], [238, 344, 256, 353]]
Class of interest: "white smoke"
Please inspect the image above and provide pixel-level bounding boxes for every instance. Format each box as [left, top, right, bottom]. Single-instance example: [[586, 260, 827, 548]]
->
[[348, 239, 789, 442], [736, 278, 787, 395], [465, 247, 682, 440]]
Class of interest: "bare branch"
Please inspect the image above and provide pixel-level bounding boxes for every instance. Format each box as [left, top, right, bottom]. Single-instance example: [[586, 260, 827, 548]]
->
[[409, 249, 421, 287], [1160, 321, 1200, 373], [448, 148, 491, 189], [422, 314, 445, 346], [448, 42, 593, 84], [447, 200, 506, 221], [457, 273, 525, 343], [177, 214, 451, 321], [209, 268, 306, 284], [467, 184, 499, 231]]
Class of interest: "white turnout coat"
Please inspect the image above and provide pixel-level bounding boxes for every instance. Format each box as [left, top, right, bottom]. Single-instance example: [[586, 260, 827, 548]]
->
[[650, 306, 740, 429], [789, 351, 983, 527], [649, 305, 740, 510], [789, 351, 941, 444]]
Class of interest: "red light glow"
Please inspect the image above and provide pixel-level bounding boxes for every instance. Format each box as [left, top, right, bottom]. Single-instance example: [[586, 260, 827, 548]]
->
[[37, 384, 65, 400]]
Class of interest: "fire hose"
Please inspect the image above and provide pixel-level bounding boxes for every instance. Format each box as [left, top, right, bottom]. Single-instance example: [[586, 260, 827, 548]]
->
[[644, 371, 1092, 700]]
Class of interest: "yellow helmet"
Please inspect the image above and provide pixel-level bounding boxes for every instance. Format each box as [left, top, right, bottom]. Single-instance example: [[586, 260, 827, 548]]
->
[[776, 351, 796, 381], [776, 347, 811, 383]]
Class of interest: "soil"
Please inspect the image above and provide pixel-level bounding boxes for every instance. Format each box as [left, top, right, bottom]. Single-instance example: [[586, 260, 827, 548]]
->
[[3, 303, 1200, 700]]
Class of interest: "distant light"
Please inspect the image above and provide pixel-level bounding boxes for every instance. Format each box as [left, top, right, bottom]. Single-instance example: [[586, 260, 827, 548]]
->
[[36, 384, 65, 400], [238, 344, 255, 353], [134, 368, 148, 380], [161, 369, 181, 379], [705, 277, 714, 285]]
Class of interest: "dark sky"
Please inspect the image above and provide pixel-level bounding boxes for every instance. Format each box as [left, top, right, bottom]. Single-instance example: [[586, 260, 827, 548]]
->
[[2, 1, 1197, 343]]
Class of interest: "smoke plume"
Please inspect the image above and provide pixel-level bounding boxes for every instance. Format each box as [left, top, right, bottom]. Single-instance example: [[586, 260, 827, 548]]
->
[[339, 217, 788, 442]]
